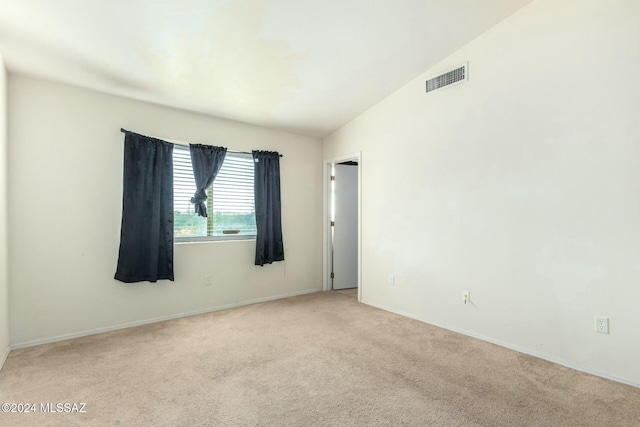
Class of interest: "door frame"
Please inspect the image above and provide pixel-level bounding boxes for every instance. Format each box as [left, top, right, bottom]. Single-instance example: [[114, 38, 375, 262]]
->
[[323, 152, 362, 302]]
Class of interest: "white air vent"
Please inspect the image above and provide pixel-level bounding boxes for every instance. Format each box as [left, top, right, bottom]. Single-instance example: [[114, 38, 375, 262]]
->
[[425, 63, 468, 94]]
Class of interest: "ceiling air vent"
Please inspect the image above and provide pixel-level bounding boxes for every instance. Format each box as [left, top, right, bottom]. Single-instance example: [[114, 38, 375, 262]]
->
[[425, 62, 468, 94]]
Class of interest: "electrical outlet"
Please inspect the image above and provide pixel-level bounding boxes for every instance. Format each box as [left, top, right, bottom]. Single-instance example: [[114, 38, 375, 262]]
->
[[595, 316, 609, 334], [388, 275, 395, 286], [204, 275, 212, 286], [462, 291, 470, 304]]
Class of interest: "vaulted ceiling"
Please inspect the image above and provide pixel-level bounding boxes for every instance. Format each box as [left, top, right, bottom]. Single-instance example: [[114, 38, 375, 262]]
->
[[0, 0, 534, 137]]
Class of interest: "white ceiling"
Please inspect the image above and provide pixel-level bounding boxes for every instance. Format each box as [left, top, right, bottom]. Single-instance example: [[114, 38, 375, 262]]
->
[[0, 0, 534, 138]]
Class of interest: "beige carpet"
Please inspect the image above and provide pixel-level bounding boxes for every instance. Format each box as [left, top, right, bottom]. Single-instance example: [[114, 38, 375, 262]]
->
[[1, 291, 639, 426], [334, 288, 357, 298]]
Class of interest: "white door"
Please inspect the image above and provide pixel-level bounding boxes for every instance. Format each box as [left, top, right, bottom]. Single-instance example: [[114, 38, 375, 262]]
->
[[332, 163, 358, 290]]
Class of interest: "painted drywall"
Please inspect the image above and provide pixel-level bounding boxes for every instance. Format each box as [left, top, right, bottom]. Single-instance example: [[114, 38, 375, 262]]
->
[[0, 53, 10, 367], [8, 75, 322, 346], [323, 0, 640, 386]]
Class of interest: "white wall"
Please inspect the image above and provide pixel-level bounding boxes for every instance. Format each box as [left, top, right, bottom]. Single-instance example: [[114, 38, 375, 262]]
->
[[8, 76, 323, 346], [324, 0, 640, 386], [0, 53, 10, 368]]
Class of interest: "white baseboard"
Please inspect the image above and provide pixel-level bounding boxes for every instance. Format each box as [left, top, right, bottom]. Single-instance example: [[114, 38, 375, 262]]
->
[[0, 345, 10, 371], [364, 300, 640, 389], [11, 288, 321, 350]]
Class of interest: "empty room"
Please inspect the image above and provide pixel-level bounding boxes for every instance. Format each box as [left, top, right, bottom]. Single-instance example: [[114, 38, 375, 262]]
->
[[1, 0, 639, 425]]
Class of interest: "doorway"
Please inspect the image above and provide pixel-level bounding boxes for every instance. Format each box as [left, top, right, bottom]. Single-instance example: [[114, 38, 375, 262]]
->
[[324, 153, 361, 301]]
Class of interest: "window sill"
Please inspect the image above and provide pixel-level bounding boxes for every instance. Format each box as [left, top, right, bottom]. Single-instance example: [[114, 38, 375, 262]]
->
[[175, 237, 256, 245]]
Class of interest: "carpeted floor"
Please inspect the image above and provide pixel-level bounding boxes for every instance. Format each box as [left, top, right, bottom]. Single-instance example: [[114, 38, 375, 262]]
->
[[1, 291, 639, 426], [334, 288, 357, 298]]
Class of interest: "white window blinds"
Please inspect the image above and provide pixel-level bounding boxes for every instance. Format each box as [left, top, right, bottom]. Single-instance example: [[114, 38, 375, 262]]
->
[[173, 144, 256, 241]]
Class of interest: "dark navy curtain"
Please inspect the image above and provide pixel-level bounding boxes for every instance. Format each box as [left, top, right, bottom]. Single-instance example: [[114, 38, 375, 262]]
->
[[252, 150, 284, 266], [115, 131, 174, 283], [189, 144, 227, 217]]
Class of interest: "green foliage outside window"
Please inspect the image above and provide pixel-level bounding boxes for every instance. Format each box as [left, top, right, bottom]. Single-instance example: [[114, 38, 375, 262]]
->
[[174, 212, 256, 237]]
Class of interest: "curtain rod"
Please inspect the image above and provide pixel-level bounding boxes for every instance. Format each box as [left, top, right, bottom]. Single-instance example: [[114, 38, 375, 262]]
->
[[120, 128, 282, 157]]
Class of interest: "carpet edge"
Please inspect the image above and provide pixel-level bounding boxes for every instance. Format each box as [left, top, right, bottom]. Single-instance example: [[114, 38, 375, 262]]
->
[[10, 288, 322, 350], [363, 299, 640, 389]]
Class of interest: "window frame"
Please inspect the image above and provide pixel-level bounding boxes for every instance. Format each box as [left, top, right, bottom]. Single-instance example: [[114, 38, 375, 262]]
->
[[173, 145, 257, 243]]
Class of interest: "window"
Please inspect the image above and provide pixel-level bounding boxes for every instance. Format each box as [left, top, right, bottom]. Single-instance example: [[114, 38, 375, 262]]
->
[[173, 144, 257, 241]]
